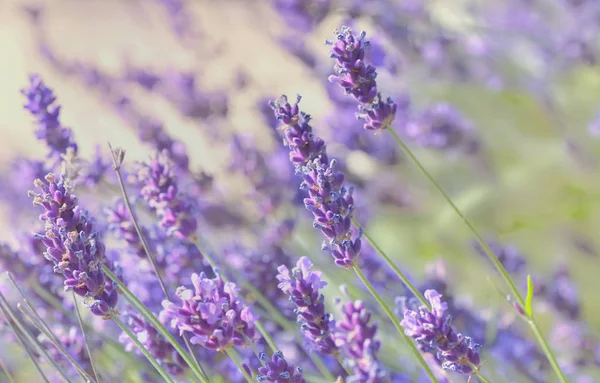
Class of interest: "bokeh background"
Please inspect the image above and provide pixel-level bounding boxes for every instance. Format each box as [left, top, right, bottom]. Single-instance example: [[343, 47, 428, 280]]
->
[[2, 0, 600, 382]]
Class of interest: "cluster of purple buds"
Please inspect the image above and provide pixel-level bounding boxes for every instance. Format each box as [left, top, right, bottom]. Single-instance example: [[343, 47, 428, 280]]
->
[[276, 257, 339, 356], [327, 26, 399, 133], [257, 351, 306, 383], [105, 199, 147, 259], [161, 272, 258, 351], [270, 95, 361, 267], [133, 150, 197, 241], [21, 74, 78, 158], [335, 300, 388, 382], [401, 290, 482, 374], [30, 173, 119, 319]]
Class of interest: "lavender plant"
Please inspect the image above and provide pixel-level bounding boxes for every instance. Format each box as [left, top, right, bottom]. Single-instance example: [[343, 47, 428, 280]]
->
[[2, 3, 600, 383]]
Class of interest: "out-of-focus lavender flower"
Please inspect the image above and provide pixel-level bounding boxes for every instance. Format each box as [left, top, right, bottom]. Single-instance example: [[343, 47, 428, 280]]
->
[[41, 325, 90, 369], [30, 173, 119, 318], [270, 95, 361, 267], [403, 103, 478, 153], [401, 290, 481, 374], [133, 150, 198, 240], [491, 327, 548, 382], [276, 257, 339, 356], [278, 36, 317, 69], [21, 74, 78, 158], [588, 112, 600, 137], [119, 312, 186, 376], [257, 351, 306, 383], [105, 199, 147, 259], [544, 265, 580, 320], [335, 300, 388, 382], [273, 0, 330, 32], [80, 145, 113, 189], [471, 239, 527, 276], [161, 272, 258, 351]]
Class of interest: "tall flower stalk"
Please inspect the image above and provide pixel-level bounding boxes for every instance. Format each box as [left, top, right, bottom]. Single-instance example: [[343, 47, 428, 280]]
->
[[326, 24, 568, 383]]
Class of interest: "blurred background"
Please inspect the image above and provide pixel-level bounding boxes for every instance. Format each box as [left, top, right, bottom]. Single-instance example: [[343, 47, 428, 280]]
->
[[1, 0, 600, 382]]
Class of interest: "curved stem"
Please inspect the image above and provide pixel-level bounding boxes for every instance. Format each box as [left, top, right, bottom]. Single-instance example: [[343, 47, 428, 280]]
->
[[111, 314, 175, 383], [352, 265, 439, 383], [102, 265, 209, 383], [386, 128, 567, 383], [225, 348, 253, 383]]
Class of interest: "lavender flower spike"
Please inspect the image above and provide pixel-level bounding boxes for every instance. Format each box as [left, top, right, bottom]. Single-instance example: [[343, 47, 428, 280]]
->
[[401, 290, 482, 374], [335, 300, 388, 382], [257, 351, 306, 383], [133, 150, 197, 240], [30, 173, 119, 318], [22, 74, 78, 157], [327, 26, 399, 132], [270, 95, 361, 267], [276, 257, 339, 356], [161, 272, 258, 351]]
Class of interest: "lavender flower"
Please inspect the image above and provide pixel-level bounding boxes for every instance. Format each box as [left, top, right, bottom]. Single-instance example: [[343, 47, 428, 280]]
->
[[257, 351, 306, 383], [276, 257, 338, 356], [30, 173, 119, 318], [401, 290, 481, 374], [161, 272, 258, 351], [335, 300, 387, 382], [273, 0, 330, 32], [133, 150, 197, 240], [270, 95, 361, 267], [471, 239, 527, 276], [21, 74, 77, 158]]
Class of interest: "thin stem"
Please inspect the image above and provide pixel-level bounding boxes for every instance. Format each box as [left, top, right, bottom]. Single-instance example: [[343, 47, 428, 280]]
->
[[0, 314, 49, 383], [225, 348, 253, 383], [111, 314, 175, 383], [334, 354, 352, 375], [387, 128, 567, 383], [352, 265, 439, 383], [102, 265, 209, 383], [72, 292, 100, 383], [351, 216, 429, 309], [0, 358, 15, 383], [254, 321, 277, 352], [108, 143, 208, 381], [0, 293, 69, 383], [5, 273, 93, 382]]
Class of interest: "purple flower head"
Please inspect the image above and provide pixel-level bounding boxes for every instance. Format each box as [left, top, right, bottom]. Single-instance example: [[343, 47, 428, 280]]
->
[[257, 351, 306, 383], [327, 26, 378, 104], [80, 145, 113, 188], [472, 239, 527, 276], [302, 158, 360, 267], [269, 95, 328, 166], [335, 300, 388, 382], [357, 94, 399, 132], [545, 264, 580, 320], [276, 257, 339, 356], [42, 325, 92, 369], [401, 290, 481, 374], [161, 272, 258, 351], [21, 74, 78, 158], [133, 150, 198, 240], [30, 173, 119, 318]]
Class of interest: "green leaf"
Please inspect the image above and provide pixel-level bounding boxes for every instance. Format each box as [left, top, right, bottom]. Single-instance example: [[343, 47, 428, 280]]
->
[[525, 275, 534, 317]]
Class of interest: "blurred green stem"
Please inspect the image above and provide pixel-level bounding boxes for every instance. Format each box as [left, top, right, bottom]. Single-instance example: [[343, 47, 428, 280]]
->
[[111, 314, 175, 383], [0, 358, 15, 383], [352, 265, 439, 383], [386, 128, 568, 383], [225, 348, 253, 383]]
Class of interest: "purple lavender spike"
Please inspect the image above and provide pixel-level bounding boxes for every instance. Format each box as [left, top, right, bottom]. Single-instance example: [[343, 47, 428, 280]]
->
[[161, 272, 258, 351], [276, 257, 339, 356], [257, 351, 307, 383], [401, 290, 481, 375], [30, 173, 119, 319], [273, 0, 331, 32], [21, 74, 78, 158]]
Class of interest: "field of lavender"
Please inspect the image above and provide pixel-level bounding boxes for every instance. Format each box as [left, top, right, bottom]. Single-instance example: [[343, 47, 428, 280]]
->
[[1, 1, 600, 382]]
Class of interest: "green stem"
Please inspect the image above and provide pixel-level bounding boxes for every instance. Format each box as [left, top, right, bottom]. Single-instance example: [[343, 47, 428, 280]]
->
[[351, 217, 429, 309], [352, 265, 439, 383], [255, 321, 277, 351], [72, 292, 100, 383], [387, 128, 567, 383], [111, 314, 175, 383], [102, 265, 208, 383], [0, 358, 15, 383], [225, 348, 253, 383]]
